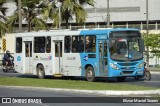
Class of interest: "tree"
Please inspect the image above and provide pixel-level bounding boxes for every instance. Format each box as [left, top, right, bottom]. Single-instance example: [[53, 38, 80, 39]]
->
[[6, 12, 18, 32], [0, 0, 7, 21], [0, 0, 8, 37], [43, 0, 95, 28], [13, 0, 48, 32], [142, 33, 160, 58]]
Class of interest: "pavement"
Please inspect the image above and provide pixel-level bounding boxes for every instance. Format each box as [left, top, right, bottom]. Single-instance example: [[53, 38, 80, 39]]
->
[[0, 85, 160, 96]]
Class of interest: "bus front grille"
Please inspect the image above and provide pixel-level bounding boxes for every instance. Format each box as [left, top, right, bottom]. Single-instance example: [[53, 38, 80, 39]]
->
[[117, 62, 138, 66], [122, 71, 134, 75]]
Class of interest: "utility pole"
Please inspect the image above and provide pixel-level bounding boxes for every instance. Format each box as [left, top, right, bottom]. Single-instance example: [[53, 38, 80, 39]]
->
[[18, 0, 22, 32], [146, 0, 149, 67], [58, 5, 61, 29], [55, 1, 62, 29], [107, 0, 110, 28]]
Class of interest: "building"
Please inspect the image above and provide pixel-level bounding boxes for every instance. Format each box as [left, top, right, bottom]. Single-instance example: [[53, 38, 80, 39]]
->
[[5, 0, 160, 31], [82, 0, 160, 30]]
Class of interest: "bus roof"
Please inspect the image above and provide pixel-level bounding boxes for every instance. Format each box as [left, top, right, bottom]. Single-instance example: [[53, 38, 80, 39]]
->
[[15, 28, 139, 37]]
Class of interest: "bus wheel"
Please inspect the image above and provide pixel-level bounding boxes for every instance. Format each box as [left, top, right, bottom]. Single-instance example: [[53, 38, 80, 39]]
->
[[117, 77, 126, 82], [85, 66, 95, 82], [37, 65, 45, 79]]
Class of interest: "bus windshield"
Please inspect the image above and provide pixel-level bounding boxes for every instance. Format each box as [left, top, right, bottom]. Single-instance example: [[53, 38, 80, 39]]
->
[[109, 38, 143, 61]]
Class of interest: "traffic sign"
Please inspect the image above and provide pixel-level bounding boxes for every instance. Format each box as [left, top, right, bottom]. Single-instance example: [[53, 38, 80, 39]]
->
[[2, 38, 6, 51]]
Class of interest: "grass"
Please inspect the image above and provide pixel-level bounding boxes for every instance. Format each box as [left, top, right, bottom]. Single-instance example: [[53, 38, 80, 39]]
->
[[0, 77, 158, 90]]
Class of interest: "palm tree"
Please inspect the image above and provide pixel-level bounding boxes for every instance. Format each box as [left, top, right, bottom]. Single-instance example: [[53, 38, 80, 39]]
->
[[6, 12, 18, 32], [43, 0, 95, 28], [0, 0, 7, 21], [0, 0, 8, 37], [13, 0, 48, 32]]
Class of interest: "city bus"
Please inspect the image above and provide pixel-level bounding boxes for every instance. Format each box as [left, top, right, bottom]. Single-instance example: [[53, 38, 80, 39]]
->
[[14, 28, 145, 81]]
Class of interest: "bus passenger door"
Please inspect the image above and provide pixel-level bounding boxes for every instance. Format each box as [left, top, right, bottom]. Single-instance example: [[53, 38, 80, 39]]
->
[[54, 41, 63, 75], [25, 42, 32, 73], [98, 40, 108, 76]]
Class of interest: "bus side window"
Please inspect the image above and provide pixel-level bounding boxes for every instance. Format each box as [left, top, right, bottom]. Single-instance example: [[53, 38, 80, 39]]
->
[[104, 41, 107, 56], [77, 36, 84, 52], [55, 42, 62, 57], [46, 36, 51, 53], [16, 37, 22, 53], [34, 37, 45, 53], [72, 36, 84, 53], [64, 36, 71, 53], [85, 36, 96, 52], [72, 36, 78, 52]]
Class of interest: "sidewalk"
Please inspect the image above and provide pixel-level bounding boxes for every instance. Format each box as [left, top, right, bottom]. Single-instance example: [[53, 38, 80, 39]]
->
[[150, 71, 160, 74], [0, 85, 160, 96]]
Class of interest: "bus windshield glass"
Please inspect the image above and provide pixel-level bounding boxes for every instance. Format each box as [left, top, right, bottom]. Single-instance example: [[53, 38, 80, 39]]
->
[[109, 31, 143, 61]]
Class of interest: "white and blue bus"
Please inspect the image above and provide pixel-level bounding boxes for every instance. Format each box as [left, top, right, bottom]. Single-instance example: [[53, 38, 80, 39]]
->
[[14, 28, 145, 81]]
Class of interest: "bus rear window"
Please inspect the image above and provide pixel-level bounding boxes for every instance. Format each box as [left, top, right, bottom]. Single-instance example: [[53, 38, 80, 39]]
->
[[16, 37, 22, 53]]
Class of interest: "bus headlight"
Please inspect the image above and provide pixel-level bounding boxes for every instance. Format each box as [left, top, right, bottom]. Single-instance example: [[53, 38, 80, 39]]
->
[[138, 63, 143, 69], [110, 63, 119, 70]]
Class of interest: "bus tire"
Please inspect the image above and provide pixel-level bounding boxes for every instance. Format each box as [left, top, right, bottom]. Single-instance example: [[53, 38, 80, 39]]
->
[[85, 66, 95, 82], [37, 65, 45, 79], [144, 70, 151, 81]]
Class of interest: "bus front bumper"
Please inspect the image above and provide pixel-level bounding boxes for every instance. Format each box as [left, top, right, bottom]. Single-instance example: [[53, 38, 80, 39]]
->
[[108, 69, 144, 77]]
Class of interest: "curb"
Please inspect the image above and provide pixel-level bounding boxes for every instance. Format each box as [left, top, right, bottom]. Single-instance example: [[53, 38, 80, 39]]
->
[[0, 85, 160, 96]]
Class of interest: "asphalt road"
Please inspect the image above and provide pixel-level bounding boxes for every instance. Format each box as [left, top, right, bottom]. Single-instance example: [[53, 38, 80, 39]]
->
[[0, 68, 160, 106], [0, 68, 159, 88], [118, 73, 160, 88], [0, 87, 159, 106]]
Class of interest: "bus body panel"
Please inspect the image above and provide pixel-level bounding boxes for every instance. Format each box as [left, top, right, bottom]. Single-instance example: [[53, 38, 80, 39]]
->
[[32, 53, 53, 75], [79, 53, 98, 76], [63, 53, 82, 76], [14, 53, 23, 73], [108, 59, 144, 77], [14, 28, 145, 79]]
